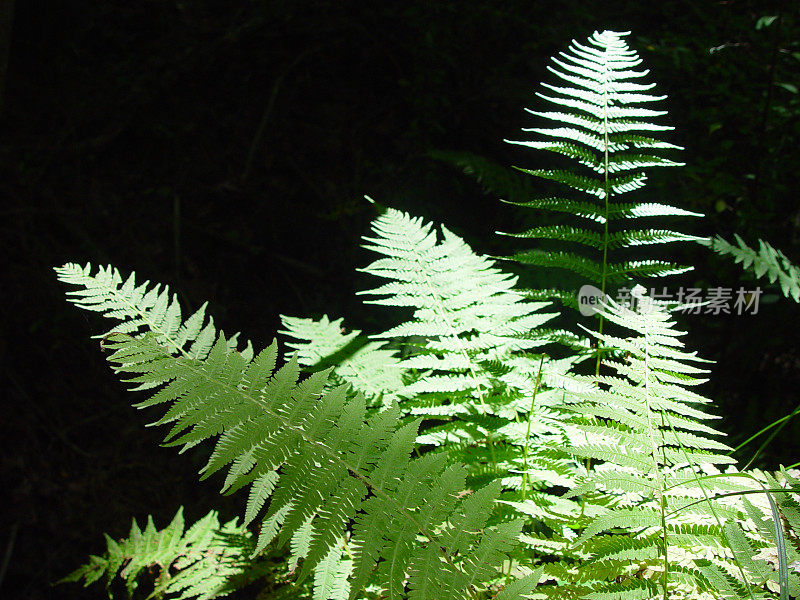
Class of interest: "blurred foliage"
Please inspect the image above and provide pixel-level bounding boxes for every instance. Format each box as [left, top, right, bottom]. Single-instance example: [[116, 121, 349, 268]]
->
[[2, 1, 800, 598]]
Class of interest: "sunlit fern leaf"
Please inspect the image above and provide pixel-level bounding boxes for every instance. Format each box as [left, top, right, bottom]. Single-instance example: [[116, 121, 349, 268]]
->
[[604, 258, 693, 283], [607, 229, 700, 249], [357, 207, 574, 487], [515, 286, 783, 600], [358, 207, 561, 395], [59, 507, 273, 600], [279, 314, 404, 407], [55, 263, 522, 600], [57, 263, 251, 362], [504, 225, 606, 249], [703, 234, 800, 302], [503, 30, 697, 297], [724, 520, 800, 597], [501, 196, 607, 223]]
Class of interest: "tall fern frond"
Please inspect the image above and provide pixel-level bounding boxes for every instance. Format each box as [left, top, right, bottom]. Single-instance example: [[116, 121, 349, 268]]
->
[[504, 30, 701, 299], [55, 263, 522, 600], [703, 234, 800, 302], [357, 207, 577, 491], [512, 286, 790, 600]]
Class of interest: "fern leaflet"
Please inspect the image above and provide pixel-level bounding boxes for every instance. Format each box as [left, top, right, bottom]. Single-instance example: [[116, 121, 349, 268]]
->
[[59, 507, 273, 600]]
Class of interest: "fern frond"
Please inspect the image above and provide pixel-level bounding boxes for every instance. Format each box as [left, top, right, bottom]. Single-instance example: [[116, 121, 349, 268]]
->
[[357, 207, 579, 505], [512, 249, 604, 284], [605, 259, 693, 282], [513, 286, 782, 600], [358, 207, 560, 392], [313, 540, 353, 600], [704, 234, 800, 302], [59, 507, 272, 600], [56, 263, 520, 600], [504, 30, 697, 307], [279, 314, 404, 407]]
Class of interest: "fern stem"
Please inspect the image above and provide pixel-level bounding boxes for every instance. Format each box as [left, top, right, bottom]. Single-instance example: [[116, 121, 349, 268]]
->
[[521, 354, 545, 501], [595, 39, 612, 379], [640, 314, 670, 600]]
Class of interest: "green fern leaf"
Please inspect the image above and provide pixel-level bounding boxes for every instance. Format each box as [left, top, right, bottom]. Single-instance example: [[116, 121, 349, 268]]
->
[[56, 263, 520, 600], [59, 507, 273, 599]]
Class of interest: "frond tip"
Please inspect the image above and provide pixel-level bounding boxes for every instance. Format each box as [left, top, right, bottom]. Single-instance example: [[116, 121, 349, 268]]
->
[[703, 234, 800, 302], [503, 30, 697, 291]]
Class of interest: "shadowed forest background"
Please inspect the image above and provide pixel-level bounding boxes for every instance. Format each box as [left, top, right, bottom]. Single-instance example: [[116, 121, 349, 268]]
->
[[2, 1, 800, 598]]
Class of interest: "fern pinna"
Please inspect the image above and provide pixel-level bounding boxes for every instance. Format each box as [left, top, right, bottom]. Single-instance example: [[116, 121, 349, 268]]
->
[[514, 287, 800, 600], [504, 30, 700, 306], [55, 263, 523, 600], [279, 314, 405, 409]]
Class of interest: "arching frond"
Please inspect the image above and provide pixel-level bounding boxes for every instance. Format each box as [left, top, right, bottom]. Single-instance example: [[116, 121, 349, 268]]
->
[[55, 263, 520, 600]]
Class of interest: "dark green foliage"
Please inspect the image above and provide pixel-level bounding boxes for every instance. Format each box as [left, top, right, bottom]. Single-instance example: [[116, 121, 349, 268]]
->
[[55, 263, 520, 600]]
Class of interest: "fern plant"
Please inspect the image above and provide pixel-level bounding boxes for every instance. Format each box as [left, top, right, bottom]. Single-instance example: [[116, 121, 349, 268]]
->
[[55, 28, 800, 600], [511, 287, 800, 600], [280, 206, 581, 499], [55, 262, 522, 600]]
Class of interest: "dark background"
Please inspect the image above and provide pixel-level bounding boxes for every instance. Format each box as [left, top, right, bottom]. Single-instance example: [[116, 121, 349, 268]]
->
[[2, 1, 800, 598]]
